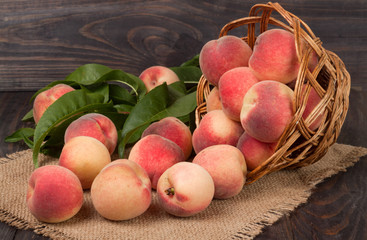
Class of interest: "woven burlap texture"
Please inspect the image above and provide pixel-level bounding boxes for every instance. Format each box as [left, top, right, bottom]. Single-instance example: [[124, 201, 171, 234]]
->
[[1, 143, 367, 240]]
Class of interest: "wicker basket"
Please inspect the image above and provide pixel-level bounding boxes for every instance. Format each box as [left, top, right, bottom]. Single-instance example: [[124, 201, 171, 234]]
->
[[195, 2, 351, 184]]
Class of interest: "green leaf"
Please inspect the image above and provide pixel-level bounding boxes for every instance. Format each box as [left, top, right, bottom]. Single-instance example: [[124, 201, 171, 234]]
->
[[109, 84, 137, 105], [5, 128, 34, 143], [5, 128, 34, 149], [40, 115, 81, 158], [81, 83, 110, 103], [180, 54, 200, 68], [118, 84, 197, 157], [22, 109, 34, 122], [118, 84, 170, 157], [32, 90, 114, 168], [100, 70, 147, 99], [65, 63, 113, 85], [171, 66, 202, 85], [114, 104, 134, 114]]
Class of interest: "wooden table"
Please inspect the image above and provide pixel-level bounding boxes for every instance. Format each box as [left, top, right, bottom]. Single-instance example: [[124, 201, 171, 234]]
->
[[1, 1, 366, 239]]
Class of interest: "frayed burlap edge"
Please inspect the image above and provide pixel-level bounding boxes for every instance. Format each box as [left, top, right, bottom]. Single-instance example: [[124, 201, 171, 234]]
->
[[231, 145, 367, 240]]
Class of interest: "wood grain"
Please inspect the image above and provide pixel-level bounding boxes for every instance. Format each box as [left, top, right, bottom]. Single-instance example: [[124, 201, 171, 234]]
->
[[0, 0, 366, 91]]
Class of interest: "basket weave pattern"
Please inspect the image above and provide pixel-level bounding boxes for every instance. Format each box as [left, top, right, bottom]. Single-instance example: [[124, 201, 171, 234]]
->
[[195, 2, 351, 184]]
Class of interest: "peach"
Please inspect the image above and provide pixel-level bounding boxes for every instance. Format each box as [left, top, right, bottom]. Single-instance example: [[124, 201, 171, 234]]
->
[[139, 65, 180, 92], [128, 134, 185, 189], [240, 80, 295, 143], [157, 162, 215, 217], [249, 29, 300, 84], [302, 85, 324, 130], [206, 87, 222, 112], [192, 144, 247, 199], [26, 165, 83, 223], [199, 35, 252, 86], [141, 117, 192, 160], [59, 136, 111, 189], [218, 67, 259, 121], [192, 110, 244, 154], [64, 113, 118, 154], [91, 160, 151, 221], [236, 132, 277, 171], [33, 84, 75, 124]]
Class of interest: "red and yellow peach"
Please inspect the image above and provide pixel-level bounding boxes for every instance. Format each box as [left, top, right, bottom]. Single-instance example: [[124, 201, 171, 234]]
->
[[199, 35, 252, 86], [240, 80, 295, 143], [33, 84, 75, 124], [128, 134, 185, 189], [192, 110, 244, 154], [218, 67, 259, 121], [64, 113, 118, 155], [157, 162, 215, 217], [236, 132, 277, 171], [91, 159, 152, 221], [59, 136, 111, 189], [139, 65, 180, 92], [192, 144, 247, 199], [26, 165, 83, 223], [141, 117, 192, 160]]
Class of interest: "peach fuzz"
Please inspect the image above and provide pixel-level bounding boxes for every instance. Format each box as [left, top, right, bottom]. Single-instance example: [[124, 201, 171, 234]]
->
[[33, 84, 75, 124], [192, 144, 247, 199], [157, 162, 215, 217], [91, 160, 151, 221], [199, 35, 252, 86], [249, 29, 300, 84], [240, 80, 295, 143], [26, 165, 83, 223], [59, 136, 111, 189], [192, 110, 244, 154], [128, 134, 185, 189], [236, 132, 277, 171], [64, 113, 118, 154], [141, 117, 192, 160], [139, 65, 180, 92], [218, 67, 259, 121], [206, 87, 222, 112], [301, 85, 324, 130]]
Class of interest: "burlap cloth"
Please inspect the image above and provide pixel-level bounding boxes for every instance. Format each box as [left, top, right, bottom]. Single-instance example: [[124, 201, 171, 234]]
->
[[1, 143, 367, 240]]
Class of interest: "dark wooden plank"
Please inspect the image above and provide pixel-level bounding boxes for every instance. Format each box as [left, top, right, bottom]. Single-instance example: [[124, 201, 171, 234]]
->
[[0, 221, 16, 240], [0, 0, 366, 90]]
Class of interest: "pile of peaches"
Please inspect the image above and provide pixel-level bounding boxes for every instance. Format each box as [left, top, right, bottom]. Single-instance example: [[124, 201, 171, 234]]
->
[[26, 28, 324, 224]]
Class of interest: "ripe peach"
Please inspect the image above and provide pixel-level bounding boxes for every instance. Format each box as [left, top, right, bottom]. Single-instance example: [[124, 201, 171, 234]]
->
[[64, 113, 118, 154], [199, 35, 252, 86], [218, 67, 259, 121], [236, 132, 277, 171], [192, 144, 247, 199], [91, 160, 151, 221], [128, 134, 185, 189], [141, 117, 192, 160], [157, 162, 215, 217], [192, 110, 244, 154], [139, 65, 180, 92], [240, 80, 295, 143], [59, 136, 111, 189], [249, 29, 300, 84], [302, 85, 324, 130], [33, 84, 75, 124], [206, 87, 222, 112], [26, 165, 83, 223]]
